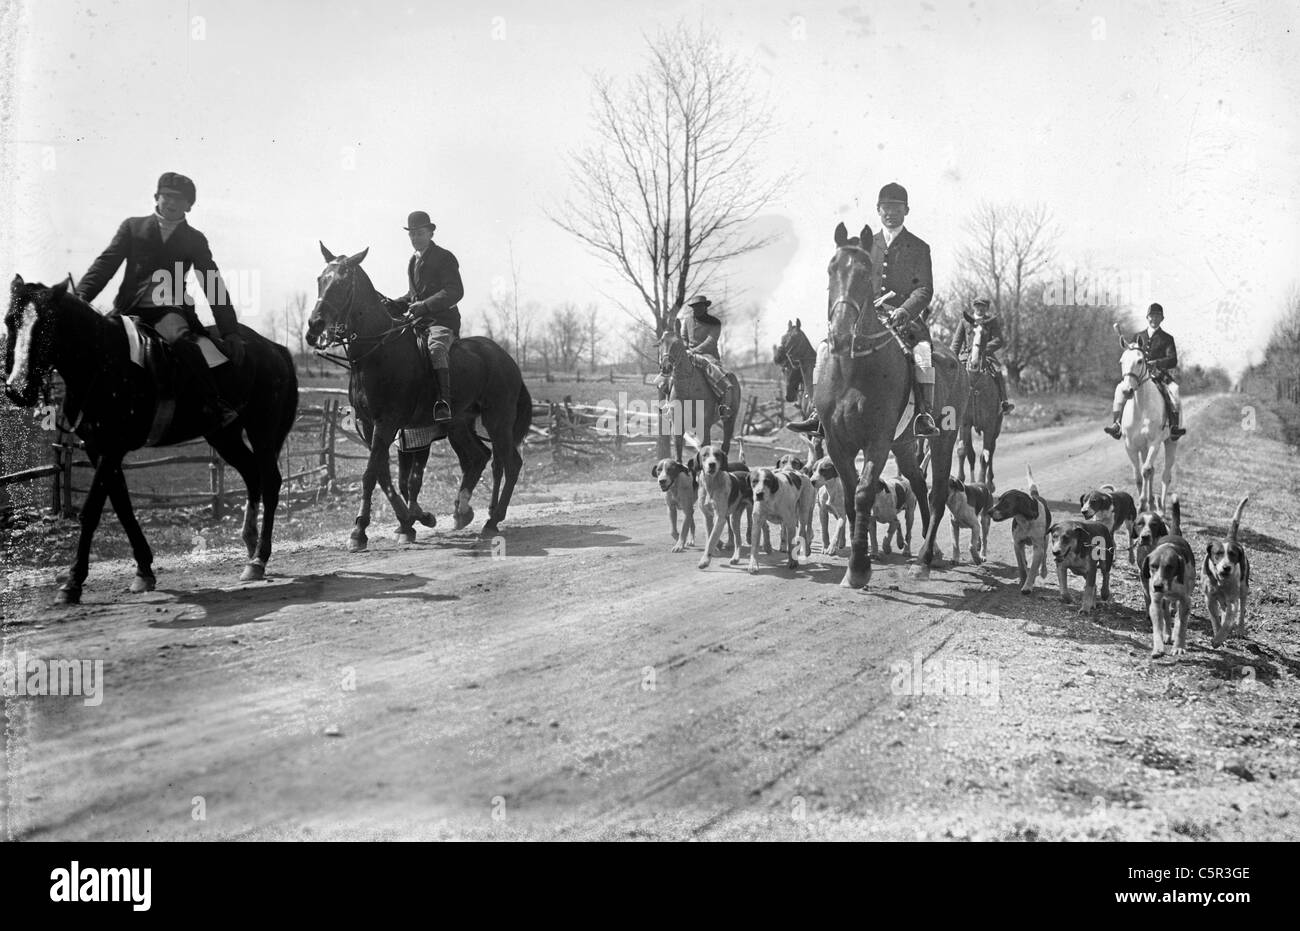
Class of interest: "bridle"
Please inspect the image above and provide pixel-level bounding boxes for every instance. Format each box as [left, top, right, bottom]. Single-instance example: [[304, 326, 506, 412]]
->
[[311, 266, 416, 364], [828, 296, 899, 358], [775, 338, 814, 411]]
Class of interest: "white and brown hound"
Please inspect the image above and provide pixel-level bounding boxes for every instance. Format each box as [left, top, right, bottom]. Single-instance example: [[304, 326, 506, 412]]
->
[[1048, 518, 1115, 614], [1204, 495, 1251, 647], [988, 465, 1052, 594], [869, 476, 917, 557], [1079, 484, 1139, 564], [748, 467, 814, 572], [1140, 496, 1195, 656], [695, 445, 754, 569], [651, 458, 699, 553], [945, 477, 995, 565], [809, 455, 847, 556]]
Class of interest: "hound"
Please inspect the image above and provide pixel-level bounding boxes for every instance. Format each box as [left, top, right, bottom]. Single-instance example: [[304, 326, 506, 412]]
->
[[1133, 490, 1173, 605], [869, 476, 917, 557], [1204, 495, 1251, 647], [775, 453, 807, 474], [651, 458, 699, 552], [1048, 519, 1115, 614], [809, 455, 847, 556], [1140, 496, 1195, 656], [988, 464, 1052, 594], [1079, 484, 1138, 563], [749, 467, 814, 572], [695, 445, 754, 569], [945, 477, 995, 565]]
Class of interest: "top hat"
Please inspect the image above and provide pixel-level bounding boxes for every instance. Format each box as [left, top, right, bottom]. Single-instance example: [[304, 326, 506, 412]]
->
[[404, 211, 436, 232]]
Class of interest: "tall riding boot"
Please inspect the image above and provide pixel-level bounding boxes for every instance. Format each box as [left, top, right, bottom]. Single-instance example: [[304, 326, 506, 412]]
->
[[1169, 408, 1186, 439], [787, 410, 822, 435], [711, 374, 732, 419], [176, 334, 238, 429], [914, 380, 940, 438], [434, 366, 453, 422], [1103, 405, 1124, 439], [995, 372, 1015, 413]]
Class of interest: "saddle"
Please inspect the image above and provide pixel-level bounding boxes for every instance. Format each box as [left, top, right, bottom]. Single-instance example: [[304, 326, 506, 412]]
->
[[117, 315, 183, 445]]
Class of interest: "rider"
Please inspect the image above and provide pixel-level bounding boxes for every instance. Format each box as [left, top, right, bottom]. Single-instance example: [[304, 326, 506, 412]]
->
[[950, 297, 1015, 414], [1103, 302, 1186, 440], [679, 294, 732, 419], [790, 181, 940, 437], [75, 171, 243, 428], [391, 210, 463, 422]]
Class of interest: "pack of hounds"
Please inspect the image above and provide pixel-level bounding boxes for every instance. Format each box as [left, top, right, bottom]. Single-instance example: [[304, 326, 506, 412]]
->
[[652, 446, 1251, 660]]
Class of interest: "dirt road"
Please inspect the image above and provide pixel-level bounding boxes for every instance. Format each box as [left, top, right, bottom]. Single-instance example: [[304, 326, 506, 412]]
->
[[4, 393, 1299, 840]]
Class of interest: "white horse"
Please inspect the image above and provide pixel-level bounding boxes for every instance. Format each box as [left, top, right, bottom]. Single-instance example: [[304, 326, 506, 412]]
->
[[1116, 338, 1177, 509]]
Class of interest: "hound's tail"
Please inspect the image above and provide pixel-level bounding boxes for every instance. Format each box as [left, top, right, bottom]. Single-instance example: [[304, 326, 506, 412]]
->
[[1169, 493, 1182, 536], [1229, 495, 1249, 545], [1025, 464, 1039, 499]]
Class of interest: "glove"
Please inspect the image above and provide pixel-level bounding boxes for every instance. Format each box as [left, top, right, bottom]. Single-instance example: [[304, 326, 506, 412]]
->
[[889, 308, 910, 329], [223, 332, 246, 366], [408, 298, 431, 318]]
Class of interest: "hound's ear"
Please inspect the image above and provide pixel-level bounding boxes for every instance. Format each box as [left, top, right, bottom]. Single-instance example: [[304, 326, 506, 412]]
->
[[1079, 494, 1087, 508], [859, 224, 872, 244], [347, 247, 369, 266], [320, 241, 336, 262], [651, 462, 662, 477], [834, 222, 848, 247]]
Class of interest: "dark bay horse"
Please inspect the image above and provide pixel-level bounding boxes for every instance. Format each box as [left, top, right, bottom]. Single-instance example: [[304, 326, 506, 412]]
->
[[956, 313, 1004, 486], [658, 329, 740, 460], [814, 223, 969, 588], [305, 245, 531, 549], [774, 319, 817, 416], [4, 276, 297, 604]]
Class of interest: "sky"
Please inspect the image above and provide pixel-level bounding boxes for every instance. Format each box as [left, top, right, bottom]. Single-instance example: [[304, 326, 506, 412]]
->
[[1, 0, 1297, 378]]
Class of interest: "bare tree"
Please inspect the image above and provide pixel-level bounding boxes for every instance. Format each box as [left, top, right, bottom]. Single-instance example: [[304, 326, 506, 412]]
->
[[488, 239, 534, 366], [955, 203, 1057, 386], [551, 23, 789, 341], [547, 303, 585, 371], [584, 303, 603, 369]]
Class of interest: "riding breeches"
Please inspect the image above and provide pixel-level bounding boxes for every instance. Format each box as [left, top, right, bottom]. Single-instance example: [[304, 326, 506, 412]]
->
[[424, 325, 454, 369], [687, 350, 729, 396], [912, 339, 934, 384]]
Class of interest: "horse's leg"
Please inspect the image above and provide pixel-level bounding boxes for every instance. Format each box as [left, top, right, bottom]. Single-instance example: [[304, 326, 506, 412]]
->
[[845, 439, 890, 590], [207, 433, 267, 577], [449, 421, 490, 530], [402, 446, 436, 528], [915, 428, 960, 578], [981, 431, 997, 488], [1160, 438, 1177, 509], [483, 420, 524, 537], [58, 450, 122, 605], [892, 438, 930, 546], [102, 461, 155, 593], [957, 420, 972, 481], [353, 422, 406, 550]]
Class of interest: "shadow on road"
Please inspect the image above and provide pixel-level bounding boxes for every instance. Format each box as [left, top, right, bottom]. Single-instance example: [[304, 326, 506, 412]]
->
[[415, 523, 637, 558], [152, 571, 451, 628]]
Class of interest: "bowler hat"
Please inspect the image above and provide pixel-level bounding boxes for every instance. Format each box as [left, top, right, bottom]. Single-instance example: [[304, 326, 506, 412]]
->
[[877, 182, 908, 206], [404, 211, 436, 232], [1147, 302, 1164, 317], [156, 172, 196, 204]]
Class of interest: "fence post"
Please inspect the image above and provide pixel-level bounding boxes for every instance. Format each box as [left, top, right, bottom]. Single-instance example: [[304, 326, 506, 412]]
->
[[49, 431, 62, 514], [324, 399, 338, 489], [209, 445, 225, 520], [317, 400, 330, 488]]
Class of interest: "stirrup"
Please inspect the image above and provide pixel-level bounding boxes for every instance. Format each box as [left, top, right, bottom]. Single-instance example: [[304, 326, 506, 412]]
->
[[434, 399, 452, 422], [716, 403, 732, 419], [1103, 422, 1122, 439], [1000, 401, 1015, 413], [913, 412, 940, 438]]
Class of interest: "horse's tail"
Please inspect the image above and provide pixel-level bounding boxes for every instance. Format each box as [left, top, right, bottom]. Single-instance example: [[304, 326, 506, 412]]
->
[[271, 342, 298, 458], [514, 382, 533, 449], [1228, 495, 1249, 546]]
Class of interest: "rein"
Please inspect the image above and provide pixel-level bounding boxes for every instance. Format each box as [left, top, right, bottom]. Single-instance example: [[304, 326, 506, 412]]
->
[[828, 297, 900, 358], [314, 272, 419, 365]]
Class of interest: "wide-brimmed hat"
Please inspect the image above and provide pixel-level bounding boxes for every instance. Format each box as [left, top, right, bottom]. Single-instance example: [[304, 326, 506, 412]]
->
[[156, 172, 196, 204], [687, 294, 712, 309], [404, 211, 436, 232]]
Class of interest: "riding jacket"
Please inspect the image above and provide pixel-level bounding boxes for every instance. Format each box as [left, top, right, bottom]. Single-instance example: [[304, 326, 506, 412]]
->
[[950, 315, 1005, 361], [75, 214, 238, 336], [1133, 328, 1178, 382], [683, 311, 722, 359], [398, 241, 463, 338], [870, 228, 933, 345]]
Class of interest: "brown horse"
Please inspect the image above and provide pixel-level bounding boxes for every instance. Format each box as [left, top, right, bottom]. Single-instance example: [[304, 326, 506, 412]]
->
[[5, 276, 298, 603], [956, 313, 1003, 486], [814, 223, 969, 588], [657, 329, 740, 461], [305, 245, 530, 549]]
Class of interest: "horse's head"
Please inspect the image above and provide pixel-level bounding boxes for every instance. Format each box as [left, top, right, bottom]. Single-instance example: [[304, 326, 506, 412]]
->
[[4, 274, 64, 407], [827, 222, 876, 349], [964, 311, 988, 373], [306, 242, 371, 348], [657, 327, 684, 370], [1119, 343, 1147, 389], [774, 318, 811, 403]]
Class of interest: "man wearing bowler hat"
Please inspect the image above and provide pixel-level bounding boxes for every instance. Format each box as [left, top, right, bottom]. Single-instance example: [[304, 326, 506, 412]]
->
[[790, 181, 940, 437], [75, 171, 242, 429], [1103, 302, 1185, 439], [950, 297, 1014, 414], [392, 210, 463, 422]]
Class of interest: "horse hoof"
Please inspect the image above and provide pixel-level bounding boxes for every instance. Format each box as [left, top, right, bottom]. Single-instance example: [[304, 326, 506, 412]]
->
[[349, 536, 368, 553], [240, 561, 266, 582], [480, 521, 500, 537], [130, 572, 157, 594], [396, 530, 416, 545], [416, 511, 437, 528], [841, 568, 870, 589], [56, 585, 82, 606], [453, 507, 474, 531]]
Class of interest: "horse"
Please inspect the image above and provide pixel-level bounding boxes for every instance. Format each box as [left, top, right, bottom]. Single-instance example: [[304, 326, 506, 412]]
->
[[815, 223, 969, 589], [4, 276, 298, 604], [1115, 332, 1177, 509], [956, 314, 1004, 486], [304, 244, 531, 550], [774, 319, 824, 459], [657, 328, 740, 461]]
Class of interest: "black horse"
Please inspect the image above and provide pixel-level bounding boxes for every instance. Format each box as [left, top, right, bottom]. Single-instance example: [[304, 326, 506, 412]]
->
[[305, 244, 531, 549], [4, 276, 298, 604]]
